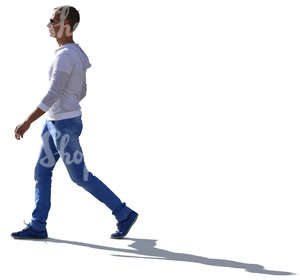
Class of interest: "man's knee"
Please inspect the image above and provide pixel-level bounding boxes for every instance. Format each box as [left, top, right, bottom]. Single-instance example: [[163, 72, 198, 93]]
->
[[69, 171, 88, 186], [68, 166, 90, 186]]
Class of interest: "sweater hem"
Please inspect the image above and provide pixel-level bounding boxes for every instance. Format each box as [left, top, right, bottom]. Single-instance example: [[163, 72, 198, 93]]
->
[[46, 110, 82, 121]]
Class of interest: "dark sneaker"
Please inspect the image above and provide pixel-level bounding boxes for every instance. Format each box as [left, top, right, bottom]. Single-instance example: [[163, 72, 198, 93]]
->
[[11, 222, 48, 240], [111, 210, 138, 239]]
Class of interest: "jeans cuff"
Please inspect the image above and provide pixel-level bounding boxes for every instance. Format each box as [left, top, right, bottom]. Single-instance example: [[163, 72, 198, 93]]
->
[[30, 220, 47, 232], [112, 202, 132, 222]]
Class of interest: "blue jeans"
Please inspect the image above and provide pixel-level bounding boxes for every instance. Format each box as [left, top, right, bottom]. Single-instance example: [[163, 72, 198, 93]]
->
[[30, 115, 132, 231]]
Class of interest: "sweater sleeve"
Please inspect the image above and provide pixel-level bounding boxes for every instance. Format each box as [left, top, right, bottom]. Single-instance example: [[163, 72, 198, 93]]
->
[[38, 71, 71, 112], [38, 53, 73, 112]]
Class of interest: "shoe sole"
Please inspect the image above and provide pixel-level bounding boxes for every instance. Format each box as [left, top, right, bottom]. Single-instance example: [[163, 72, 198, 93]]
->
[[111, 213, 138, 239], [11, 235, 48, 240]]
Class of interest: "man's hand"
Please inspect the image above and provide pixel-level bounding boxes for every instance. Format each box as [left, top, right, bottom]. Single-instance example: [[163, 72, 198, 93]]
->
[[15, 121, 31, 140], [14, 107, 46, 140]]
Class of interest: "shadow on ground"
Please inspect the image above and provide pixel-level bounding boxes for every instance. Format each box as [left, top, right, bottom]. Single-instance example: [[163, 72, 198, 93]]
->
[[21, 236, 295, 275]]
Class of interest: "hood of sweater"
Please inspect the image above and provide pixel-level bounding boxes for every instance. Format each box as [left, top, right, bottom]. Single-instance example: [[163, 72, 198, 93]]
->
[[55, 42, 92, 70]]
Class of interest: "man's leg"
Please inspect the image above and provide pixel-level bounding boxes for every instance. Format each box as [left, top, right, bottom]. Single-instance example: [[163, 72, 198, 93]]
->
[[51, 116, 132, 223], [30, 120, 60, 231]]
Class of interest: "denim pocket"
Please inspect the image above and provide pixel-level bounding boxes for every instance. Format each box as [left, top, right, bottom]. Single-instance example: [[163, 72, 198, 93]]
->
[[54, 117, 83, 137]]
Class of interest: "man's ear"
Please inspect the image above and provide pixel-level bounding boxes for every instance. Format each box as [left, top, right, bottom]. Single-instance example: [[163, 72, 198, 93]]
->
[[64, 20, 73, 35], [64, 19, 70, 25]]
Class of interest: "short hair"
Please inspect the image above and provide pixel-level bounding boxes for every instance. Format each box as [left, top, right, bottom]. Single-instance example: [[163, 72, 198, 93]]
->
[[54, 6, 80, 32]]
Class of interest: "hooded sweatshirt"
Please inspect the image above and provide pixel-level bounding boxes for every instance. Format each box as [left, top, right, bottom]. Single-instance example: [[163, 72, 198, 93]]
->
[[38, 43, 92, 120]]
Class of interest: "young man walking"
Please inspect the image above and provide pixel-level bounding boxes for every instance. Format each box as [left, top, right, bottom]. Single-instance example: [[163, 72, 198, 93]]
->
[[12, 6, 138, 239]]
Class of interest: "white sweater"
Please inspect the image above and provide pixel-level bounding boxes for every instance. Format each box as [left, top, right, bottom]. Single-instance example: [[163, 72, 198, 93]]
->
[[38, 43, 92, 120]]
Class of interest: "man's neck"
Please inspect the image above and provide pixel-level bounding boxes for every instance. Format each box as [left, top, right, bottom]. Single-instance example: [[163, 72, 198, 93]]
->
[[57, 38, 75, 47]]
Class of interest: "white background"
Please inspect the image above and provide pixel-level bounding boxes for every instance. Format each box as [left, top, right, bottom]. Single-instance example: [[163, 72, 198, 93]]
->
[[0, 0, 299, 279]]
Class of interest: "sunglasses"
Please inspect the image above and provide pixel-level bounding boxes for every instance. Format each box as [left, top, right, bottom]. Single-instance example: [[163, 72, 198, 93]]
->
[[49, 18, 60, 25]]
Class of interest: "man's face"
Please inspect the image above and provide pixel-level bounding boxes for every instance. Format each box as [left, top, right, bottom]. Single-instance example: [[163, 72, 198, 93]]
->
[[47, 10, 60, 38], [47, 10, 71, 38]]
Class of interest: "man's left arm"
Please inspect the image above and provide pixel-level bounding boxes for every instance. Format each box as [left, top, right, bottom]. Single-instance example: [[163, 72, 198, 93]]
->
[[14, 53, 73, 140], [14, 70, 72, 140]]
